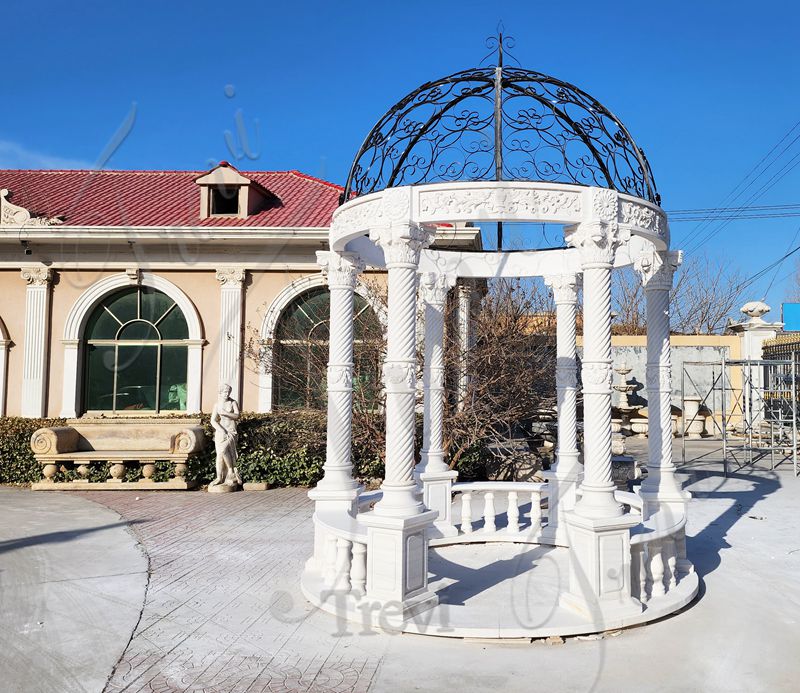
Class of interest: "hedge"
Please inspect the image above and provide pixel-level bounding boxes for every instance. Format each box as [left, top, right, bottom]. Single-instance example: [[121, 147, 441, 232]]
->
[[0, 417, 67, 484], [0, 412, 386, 487], [0, 412, 493, 487]]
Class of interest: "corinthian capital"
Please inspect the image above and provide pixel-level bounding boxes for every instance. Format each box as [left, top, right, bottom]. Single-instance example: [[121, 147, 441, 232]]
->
[[21, 266, 52, 286], [370, 223, 434, 267], [215, 267, 246, 288], [316, 251, 365, 289], [544, 273, 581, 304], [635, 249, 682, 291], [565, 221, 623, 267], [419, 272, 456, 306]]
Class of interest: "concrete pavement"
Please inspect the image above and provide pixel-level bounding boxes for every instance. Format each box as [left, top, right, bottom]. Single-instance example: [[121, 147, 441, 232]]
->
[[1, 439, 800, 692], [0, 488, 148, 693]]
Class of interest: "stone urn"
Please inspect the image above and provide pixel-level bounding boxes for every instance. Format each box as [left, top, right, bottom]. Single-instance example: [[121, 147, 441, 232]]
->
[[630, 418, 648, 438], [683, 395, 704, 439]]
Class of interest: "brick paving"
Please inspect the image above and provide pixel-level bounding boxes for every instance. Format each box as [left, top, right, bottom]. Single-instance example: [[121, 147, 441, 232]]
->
[[71, 442, 800, 693], [79, 489, 380, 693]]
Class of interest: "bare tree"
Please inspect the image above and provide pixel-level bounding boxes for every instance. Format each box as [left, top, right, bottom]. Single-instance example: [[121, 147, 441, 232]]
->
[[612, 252, 744, 335], [245, 276, 557, 480], [442, 278, 556, 472]]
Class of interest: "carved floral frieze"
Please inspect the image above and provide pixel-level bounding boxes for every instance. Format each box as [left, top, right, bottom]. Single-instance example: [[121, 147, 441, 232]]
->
[[417, 187, 581, 221]]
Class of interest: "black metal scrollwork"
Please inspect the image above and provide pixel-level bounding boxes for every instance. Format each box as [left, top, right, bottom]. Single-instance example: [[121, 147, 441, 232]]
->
[[342, 36, 659, 205]]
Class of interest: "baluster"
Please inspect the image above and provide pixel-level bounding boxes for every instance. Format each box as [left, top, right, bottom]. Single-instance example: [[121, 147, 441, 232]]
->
[[649, 541, 666, 598], [350, 542, 366, 597], [631, 544, 647, 601], [507, 491, 520, 533], [323, 533, 338, 586], [484, 491, 496, 532], [675, 526, 691, 574], [663, 537, 677, 591], [529, 490, 542, 535], [461, 491, 473, 534], [333, 538, 352, 592], [676, 527, 687, 561]]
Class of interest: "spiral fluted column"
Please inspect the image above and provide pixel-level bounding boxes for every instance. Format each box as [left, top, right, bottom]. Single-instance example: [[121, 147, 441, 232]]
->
[[372, 223, 434, 517], [420, 272, 456, 474], [636, 250, 688, 519], [566, 220, 623, 520], [313, 251, 365, 496], [418, 271, 459, 535], [542, 273, 581, 543]]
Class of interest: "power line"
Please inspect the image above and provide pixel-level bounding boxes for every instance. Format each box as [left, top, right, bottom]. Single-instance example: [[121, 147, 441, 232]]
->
[[685, 145, 800, 253], [672, 212, 800, 222], [667, 202, 800, 215], [680, 118, 800, 252], [764, 224, 800, 298]]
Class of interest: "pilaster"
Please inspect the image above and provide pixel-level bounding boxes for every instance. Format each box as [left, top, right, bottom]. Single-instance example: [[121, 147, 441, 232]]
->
[[20, 267, 52, 418], [215, 267, 246, 404]]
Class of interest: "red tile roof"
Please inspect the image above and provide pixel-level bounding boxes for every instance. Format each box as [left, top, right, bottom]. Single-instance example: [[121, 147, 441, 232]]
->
[[0, 168, 342, 227]]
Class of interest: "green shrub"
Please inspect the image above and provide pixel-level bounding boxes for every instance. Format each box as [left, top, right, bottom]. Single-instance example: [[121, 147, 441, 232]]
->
[[0, 417, 66, 484], [0, 411, 391, 488]]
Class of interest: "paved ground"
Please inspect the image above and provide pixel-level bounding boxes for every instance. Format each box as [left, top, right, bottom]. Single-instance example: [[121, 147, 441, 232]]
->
[[2, 439, 800, 692], [0, 488, 148, 693]]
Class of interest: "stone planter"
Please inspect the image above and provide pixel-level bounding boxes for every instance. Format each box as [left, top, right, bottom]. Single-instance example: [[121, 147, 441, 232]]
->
[[630, 418, 648, 438], [683, 396, 704, 439]]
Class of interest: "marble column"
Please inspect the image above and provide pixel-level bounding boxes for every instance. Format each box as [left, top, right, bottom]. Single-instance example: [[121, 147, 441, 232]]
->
[[311, 251, 365, 501], [372, 224, 433, 517], [419, 271, 458, 536], [215, 268, 246, 404], [20, 267, 52, 418], [635, 249, 689, 520], [561, 195, 639, 618], [456, 280, 472, 408], [541, 272, 581, 545], [359, 222, 438, 619], [568, 222, 622, 521]]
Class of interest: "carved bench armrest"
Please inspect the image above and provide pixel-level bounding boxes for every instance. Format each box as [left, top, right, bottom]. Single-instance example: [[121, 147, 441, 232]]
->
[[170, 426, 206, 455], [31, 427, 79, 456]]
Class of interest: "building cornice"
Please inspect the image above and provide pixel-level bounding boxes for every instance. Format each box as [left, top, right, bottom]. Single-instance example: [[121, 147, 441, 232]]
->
[[0, 225, 331, 243]]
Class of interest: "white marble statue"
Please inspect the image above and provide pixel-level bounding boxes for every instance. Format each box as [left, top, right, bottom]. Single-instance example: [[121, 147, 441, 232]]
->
[[209, 384, 242, 492]]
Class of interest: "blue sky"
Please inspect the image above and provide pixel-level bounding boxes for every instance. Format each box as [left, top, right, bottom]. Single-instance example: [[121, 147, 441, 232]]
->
[[2, 0, 800, 311]]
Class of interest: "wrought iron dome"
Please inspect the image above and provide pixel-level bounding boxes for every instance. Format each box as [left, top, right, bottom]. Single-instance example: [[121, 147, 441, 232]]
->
[[342, 35, 659, 206]]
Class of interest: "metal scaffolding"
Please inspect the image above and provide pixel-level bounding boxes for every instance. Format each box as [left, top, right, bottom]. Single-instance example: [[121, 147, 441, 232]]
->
[[680, 357, 799, 476]]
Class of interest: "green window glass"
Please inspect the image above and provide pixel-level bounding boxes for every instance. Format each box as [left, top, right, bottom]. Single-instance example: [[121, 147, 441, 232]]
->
[[273, 287, 382, 410], [83, 287, 190, 413]]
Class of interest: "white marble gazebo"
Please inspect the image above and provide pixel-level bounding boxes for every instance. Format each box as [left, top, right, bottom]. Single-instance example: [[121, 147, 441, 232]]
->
[[301, 47, 698, 636]]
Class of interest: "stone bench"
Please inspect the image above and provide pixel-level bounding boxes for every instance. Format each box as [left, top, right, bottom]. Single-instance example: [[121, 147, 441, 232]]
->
[[30, 417, 206, 490]]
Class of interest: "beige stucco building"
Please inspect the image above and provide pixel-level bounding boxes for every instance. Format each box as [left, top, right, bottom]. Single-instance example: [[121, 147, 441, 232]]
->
[[0, 163, 476, 418]]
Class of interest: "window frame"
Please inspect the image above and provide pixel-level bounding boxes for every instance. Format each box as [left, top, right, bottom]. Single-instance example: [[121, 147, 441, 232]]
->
[[272, 287, 382, 410], [209, 185, 241, 217], [82, 287, 190, 415]]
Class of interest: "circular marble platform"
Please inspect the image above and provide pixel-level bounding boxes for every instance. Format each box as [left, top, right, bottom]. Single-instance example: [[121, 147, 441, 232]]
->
[[398, 543, 699, 639]]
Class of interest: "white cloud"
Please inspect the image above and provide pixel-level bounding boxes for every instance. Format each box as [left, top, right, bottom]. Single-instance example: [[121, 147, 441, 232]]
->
[[0, 140, 93, 169]]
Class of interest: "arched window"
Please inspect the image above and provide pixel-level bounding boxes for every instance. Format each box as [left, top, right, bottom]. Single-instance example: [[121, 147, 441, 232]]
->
[[83, 286, 190, 412], [273, 287, 382, 409]]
